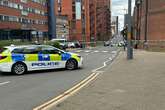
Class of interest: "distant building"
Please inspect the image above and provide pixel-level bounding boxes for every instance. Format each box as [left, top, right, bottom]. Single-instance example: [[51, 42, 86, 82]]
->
[[124, 14, 129, 26], [0, 0, 111, 42], [56, 16, 69, 39], [96, 0, 111, 41], [56, 0, 111, 42], [111, 16, 118, 36], [0, 0, 48, 41]]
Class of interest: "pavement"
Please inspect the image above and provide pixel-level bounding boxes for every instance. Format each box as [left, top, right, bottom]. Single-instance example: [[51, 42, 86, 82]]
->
[[50, 50, 165, 110]]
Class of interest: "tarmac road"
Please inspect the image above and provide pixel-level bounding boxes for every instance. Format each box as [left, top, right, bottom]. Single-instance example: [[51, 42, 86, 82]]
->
[[0, 46, 119, 110]]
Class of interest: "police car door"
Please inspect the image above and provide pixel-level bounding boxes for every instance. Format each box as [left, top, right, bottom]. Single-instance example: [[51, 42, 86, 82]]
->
[[37, 46, 61, 69], [23, 47, 40, 71]]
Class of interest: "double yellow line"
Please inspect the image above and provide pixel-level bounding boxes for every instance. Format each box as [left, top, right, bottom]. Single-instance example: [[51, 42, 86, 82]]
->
[[33, 72, 100, 110]]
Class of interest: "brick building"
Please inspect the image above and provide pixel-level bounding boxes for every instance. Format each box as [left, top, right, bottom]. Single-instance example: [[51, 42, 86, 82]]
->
[[56, 16, 69, 39], [134, 0, 165, 47], [96, 0, 111, 41], [82, 0, 96, 44], [56, 0, 111, 43], [0, 0, 48, 41], [0, 0, 111, 43], [56, 0, 83, 41]]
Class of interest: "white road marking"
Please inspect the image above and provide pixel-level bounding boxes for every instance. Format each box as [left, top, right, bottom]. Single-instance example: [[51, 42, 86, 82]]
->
[[92, 49, 120, 72], [0, 81, 10, 86], [92, 57, 113, 72], [85, 50, 91, 53], [111, 89, 126, 93], [111, 51, 117, 54], [102, 51, 108, 53], [94, 50, 99, 53]]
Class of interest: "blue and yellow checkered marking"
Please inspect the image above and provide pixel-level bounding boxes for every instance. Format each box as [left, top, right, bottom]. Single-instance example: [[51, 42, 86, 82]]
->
[[38, 54, 50, 61], [61, 53, 71, 61], [11, 53, 72, 62], [12, 54, 25, 62]]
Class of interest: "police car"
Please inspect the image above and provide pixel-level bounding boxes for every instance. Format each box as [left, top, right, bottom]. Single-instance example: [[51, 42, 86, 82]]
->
[[0, 45, 83, 75]]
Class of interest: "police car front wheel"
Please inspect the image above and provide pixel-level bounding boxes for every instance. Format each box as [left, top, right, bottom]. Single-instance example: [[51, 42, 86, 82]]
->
[[66, 59, 77, 70], [12, 62, 27, 75]]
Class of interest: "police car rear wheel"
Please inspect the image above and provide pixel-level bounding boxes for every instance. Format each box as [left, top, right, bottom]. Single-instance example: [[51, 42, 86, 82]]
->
[[66, 59, 77, 70], [12, 63, 27, 75]]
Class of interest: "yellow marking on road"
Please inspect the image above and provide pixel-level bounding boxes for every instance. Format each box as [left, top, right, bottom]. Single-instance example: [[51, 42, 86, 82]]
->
[[33, 72, 100, 110]]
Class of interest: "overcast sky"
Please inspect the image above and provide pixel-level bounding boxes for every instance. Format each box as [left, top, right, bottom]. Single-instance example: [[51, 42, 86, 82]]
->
[[112, 0, 135, 30]]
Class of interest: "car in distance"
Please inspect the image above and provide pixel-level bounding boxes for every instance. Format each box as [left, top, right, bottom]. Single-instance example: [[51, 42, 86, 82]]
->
[[50, 38, 68, 50], [0, 45, 83, 75], [104, 41, 110, 46], [67, 42, 76, 48], [118, 41, 125, 47]]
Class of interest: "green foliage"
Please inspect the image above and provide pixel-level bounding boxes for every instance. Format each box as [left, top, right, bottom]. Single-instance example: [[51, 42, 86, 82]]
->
[[52, 42, 61, 49], [46, 41, 61, 49], [0, 40, 30, 48]]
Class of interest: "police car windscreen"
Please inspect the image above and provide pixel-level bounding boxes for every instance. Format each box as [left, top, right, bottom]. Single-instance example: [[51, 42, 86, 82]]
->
[[0, 48, 7, 54]]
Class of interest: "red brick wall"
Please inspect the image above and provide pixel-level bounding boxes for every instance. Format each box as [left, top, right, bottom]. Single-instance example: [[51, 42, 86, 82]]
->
[[149, 0, 165, 10], [148, 12, 165, 40], [61, 0, 73, 20], [84, 0, 90, 43], [147, 0, 165, 40], [54, 0, 111, 42], [0, 0, 48, 31], [137, 0, 165, 41], [0, 6, 20, 16], [75, 20, 83, 41], [96, 0, 111, 41]]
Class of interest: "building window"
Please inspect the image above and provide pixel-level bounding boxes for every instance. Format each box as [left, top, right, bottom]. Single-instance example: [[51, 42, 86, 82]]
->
[[21, 10, 28, 16], [0, 1, 47, 16], [0, 14, 47, 25], [0, 15, 3, 21], [4, 16, 9, 21], [2, 1, 9, 6]]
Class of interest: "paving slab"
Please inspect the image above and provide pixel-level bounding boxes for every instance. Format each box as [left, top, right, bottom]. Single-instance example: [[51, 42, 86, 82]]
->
[[50, 50, 165, 110]]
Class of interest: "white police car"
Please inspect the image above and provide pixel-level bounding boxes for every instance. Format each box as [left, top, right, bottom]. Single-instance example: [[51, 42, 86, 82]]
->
[[0, 45, 83, 75]]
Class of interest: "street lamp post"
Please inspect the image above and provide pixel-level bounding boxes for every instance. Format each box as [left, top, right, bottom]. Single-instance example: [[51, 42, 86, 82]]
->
[[127, 0, 133, 60]]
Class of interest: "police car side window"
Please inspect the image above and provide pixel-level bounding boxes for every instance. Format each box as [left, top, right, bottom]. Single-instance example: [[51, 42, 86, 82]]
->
[[23, 48, 39, 54], [12, 48, 24, 54], [40, 47, 60, 54], [39, 50, 49, 54], [12, 47, 41, 54]]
